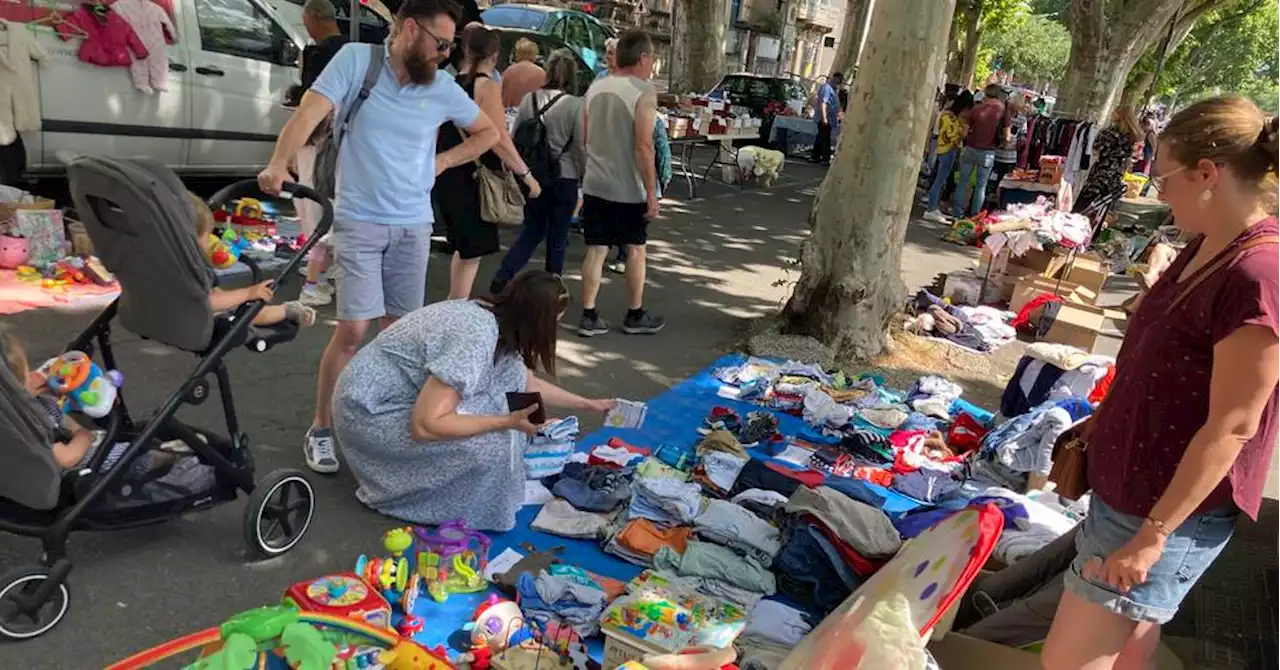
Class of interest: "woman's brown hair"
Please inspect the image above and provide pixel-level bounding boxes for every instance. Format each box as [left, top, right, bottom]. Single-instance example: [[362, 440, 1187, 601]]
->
[[1160, 95, 1279, 203], [489, 270, 569, 375]]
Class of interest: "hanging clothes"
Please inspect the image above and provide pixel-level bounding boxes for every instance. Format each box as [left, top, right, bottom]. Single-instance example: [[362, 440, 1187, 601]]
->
[[0, 20, 47, 146], [110, 0, 175, 93], [56, 3, 148, 68]]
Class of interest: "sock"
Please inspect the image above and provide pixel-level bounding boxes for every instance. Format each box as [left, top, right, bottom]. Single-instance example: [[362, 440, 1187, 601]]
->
[[583, 308, 599, 320], [627, 308, 644, 320], [304, 280, 316, 289]]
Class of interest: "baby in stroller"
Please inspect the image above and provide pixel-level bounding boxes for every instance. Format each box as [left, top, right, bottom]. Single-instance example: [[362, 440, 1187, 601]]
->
[[0, 328, 96, 469], [187, 192, 317, 329]]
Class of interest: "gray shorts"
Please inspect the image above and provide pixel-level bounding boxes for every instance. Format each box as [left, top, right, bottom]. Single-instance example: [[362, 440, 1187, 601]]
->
[[332, 220, 431, 321]]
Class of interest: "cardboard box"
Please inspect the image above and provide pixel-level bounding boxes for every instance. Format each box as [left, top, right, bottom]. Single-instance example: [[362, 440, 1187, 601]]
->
[[1041, 302, 1107, 352], [1009, 276, 1086, 314], [1060, 253, 1108, 295], [1015, 247, 1066, 276]]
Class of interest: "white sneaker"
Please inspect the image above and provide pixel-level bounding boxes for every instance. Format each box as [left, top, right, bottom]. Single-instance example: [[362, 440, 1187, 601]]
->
[[303, 427, 339, 474], [923, 210, 950, 224], [298, 283, 333, 307]]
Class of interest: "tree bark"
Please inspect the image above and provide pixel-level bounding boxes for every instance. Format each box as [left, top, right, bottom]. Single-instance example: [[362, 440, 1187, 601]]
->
[[958, 0, 983, 88], [832, 0, 874, 77], [782, 0, 956, 361], [670, 0, 731, 94], [945, 10, 963, 83], [1056, 0, 1229, 122]]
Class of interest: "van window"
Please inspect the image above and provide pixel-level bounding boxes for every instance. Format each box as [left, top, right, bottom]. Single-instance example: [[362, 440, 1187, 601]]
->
[[196, 0, 293, 65]]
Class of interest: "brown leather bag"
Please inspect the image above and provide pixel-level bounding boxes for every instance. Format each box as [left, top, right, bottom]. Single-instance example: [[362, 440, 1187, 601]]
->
[[1048, 427, 1089, 500]]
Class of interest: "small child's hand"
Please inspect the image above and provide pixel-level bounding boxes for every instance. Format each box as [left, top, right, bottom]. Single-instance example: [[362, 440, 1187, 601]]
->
[[247, 281, 275, 302]]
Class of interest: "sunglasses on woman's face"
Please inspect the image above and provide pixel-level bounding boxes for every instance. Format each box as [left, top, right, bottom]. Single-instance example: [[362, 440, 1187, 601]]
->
[[412, 19, 453, 53], [1148, 166, 1187, 194]]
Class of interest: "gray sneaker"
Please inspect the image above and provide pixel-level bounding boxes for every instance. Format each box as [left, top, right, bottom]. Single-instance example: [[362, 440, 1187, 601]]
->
[[303, 427, 339, 474], [623, 311, 666, 335], [577, 314, 611, 337]]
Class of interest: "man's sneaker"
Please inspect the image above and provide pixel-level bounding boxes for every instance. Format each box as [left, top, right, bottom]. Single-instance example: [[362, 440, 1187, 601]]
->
[[299, 282, 333, 307], [577, 314, 611, 337], [922, 209, 950, 224], [606, 260, 626, 274], [303, 427, 340, 474], [622, 311, 665, 335]]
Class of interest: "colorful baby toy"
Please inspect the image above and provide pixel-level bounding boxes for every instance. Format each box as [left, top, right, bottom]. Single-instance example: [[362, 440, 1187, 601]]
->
[[205, 229, 248, 270], [282, 573, 392, 631], [40, 351, 122, 418], [414, 520, 490, 602], [0, 233, 28, 269]]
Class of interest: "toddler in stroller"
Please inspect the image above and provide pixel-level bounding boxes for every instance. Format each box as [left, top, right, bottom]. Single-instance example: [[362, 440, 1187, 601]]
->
[[0, 156, 331, 640]]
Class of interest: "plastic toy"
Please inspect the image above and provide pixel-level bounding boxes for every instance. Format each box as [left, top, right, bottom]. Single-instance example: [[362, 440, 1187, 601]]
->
[[204, 229, 247, 269], [282, 573, 392, 631], [355, 552, 411, 597], [15, 264, 39, 281], [0, 233, 28, 268], [414, 520, 490, 602], [40, 351, 121, 418]]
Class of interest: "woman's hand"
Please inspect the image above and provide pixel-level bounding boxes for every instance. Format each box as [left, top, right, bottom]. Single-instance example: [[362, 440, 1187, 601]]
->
[[522, 172, 542, 198], [584, 398, 617, 414], [506, 404, 541, 437], [1084, 525, 1165, 593]]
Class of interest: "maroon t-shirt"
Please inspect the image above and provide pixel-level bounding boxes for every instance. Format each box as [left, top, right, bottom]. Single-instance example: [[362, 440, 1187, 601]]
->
[[965, 101, 1005, 150], [1087, 217, 1279, 521]]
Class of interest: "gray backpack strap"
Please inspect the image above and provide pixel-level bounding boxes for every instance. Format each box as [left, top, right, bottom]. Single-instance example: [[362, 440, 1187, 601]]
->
[[334, 44, 385, 145]]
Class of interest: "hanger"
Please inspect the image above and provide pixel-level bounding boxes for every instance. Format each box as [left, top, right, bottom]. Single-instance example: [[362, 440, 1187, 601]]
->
[[30, 11, 88, 38]]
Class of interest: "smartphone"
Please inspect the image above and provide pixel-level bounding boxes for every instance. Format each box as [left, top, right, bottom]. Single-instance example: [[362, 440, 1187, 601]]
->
[[506, 392, 546, 424]]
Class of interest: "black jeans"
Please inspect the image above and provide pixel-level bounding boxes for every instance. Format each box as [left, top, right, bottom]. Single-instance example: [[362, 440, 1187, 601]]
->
[[812, 121, 833, 162], [492, 178, 577, 287]]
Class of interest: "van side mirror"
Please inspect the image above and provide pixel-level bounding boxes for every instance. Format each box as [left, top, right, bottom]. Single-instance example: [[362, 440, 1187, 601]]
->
[[280, 39, 301, 68]]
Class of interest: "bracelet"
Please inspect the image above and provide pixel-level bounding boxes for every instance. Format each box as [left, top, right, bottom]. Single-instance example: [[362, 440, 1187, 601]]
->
[[1144, 516, 1171, 537], [518, 170, 532, 179]]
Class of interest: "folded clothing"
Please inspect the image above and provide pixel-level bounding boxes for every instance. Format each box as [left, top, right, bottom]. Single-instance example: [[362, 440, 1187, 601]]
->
[[539, 416, 580, 442], [613, 518, 694, 558], [892, 468, 963, 503], [630, 476, 705, 525], [729, 458, 802, 498], [742, 600, 814, 647], [517, 570, 607, 637], [701, 450, 748, 491], [531, 498, 617, 539], [696, 429, 748, 458], [765, 461, 825, 488], [786, 485, 902, 558], [694, 499, 782, 566], [823, 474, 888, 508], [736, 633, 792, 670], [589, 440, 648, 469], [550, 462, 632, 513], [774, 521, 859, 612], [635, 456, 691, 481], [652, 541, 776, 595], [494, 549, 563, 592], [807, 514, 886, 576], [524, 437, 575, 479]]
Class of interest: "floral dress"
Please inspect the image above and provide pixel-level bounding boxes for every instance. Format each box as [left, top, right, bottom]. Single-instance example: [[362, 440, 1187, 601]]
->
[[1074, 125, 1136, 213], [333, 300, 528, 531]]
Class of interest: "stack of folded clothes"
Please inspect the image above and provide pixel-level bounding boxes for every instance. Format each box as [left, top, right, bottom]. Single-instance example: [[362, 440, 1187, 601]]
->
[[602, 518, 694, 566], [549, 463, 632, 513]]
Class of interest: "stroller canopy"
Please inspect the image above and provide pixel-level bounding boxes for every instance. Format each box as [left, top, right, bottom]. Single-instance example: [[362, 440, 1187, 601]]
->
[[66, 156, 214, 352], [0, 360, 61, 510]]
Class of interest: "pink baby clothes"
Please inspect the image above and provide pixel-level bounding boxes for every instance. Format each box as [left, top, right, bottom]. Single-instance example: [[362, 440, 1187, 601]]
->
[[110, 0, 174, 93], [56, 5, 148, 68]]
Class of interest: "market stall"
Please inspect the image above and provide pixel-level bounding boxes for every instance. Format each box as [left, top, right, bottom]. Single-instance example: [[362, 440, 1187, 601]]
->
[[109, 349, 1127, 669], [664, 96, 764, 199]]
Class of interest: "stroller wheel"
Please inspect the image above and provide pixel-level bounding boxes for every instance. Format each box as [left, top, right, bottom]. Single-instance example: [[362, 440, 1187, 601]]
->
[[244, 469, 315, 557], [0, 566, 70, 640]]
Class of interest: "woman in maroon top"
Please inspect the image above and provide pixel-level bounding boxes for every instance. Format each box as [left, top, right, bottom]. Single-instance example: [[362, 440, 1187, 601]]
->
[[1044, 96, 1279, 670]]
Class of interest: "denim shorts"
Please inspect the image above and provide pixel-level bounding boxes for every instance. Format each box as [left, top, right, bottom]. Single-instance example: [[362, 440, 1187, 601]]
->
[[1064, 498, 1237, 624]]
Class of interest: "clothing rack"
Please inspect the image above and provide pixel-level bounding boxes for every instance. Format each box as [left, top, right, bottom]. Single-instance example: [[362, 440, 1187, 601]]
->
[[1050, 185, 1126, 295]]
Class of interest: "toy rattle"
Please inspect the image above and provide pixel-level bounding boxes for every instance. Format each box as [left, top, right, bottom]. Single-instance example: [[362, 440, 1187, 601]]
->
[[40, 351, 122, 418], [205, 229, 248, 269]]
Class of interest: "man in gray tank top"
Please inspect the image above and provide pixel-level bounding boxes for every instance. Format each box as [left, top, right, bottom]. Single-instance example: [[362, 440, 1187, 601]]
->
[[575, 30, 665, 337]]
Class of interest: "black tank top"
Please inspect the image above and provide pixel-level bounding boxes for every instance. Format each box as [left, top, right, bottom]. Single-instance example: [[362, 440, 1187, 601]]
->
[[437, 72, 503, 173]]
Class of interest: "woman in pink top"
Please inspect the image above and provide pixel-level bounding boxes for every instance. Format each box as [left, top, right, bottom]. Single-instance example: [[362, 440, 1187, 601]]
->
[[1043, 95, 1279, 669]]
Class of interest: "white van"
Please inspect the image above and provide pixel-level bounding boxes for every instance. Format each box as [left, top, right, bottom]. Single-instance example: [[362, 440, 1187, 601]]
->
[[267, 0, 392, 45], [21, 0, 306, 179]]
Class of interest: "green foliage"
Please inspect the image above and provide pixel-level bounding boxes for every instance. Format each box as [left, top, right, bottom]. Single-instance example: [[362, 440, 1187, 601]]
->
[[973, 1, 1071, 86], [187, 633, 258, 670], [1156, 0, 1279, 108], [280, 622, 338, 670]]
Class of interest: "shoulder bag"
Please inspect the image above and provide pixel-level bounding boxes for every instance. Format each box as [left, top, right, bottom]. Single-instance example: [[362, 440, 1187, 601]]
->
[[313, 44, 384, 200]]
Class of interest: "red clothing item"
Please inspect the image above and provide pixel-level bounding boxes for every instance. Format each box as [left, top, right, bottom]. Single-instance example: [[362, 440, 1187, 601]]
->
[[806, 514, 886, 577], [965, 101, 1006, 150], [1088, 217, 1279, 520], [764, 461, 825, 488], [56, 5, 148, 67]]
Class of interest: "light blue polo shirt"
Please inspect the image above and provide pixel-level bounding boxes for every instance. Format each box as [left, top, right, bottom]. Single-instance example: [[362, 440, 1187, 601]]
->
[[312, 43, 482, 226]]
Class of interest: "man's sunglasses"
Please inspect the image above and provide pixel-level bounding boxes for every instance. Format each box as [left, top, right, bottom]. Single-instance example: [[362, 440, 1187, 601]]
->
[[412, 19, 453, 53]]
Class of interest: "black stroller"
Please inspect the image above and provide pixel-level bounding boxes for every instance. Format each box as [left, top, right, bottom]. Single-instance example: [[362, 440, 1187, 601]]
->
[[0, 156, 331, 640]]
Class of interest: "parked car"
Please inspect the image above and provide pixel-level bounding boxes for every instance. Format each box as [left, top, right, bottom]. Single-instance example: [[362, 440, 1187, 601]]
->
[[16, 0, 306, 180], [490, 27, 595, 95], [707, 73, 809, 148], [482, 3, 613, 76]]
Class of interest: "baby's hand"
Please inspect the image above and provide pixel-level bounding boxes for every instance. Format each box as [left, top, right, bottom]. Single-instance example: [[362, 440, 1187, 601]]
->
[[247, 281, 275, 302]]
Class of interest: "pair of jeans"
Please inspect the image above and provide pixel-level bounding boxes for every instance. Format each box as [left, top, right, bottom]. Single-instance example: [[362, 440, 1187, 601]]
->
[[812, 121, 833, 162], [953, 147, 995, 218], [927, 149, 958, 211], [774, 522, 854, 612], [493, 177, 577, 286]]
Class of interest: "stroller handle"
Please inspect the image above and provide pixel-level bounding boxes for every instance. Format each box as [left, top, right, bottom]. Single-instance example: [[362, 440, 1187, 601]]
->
[[204, 179, 334, 289]]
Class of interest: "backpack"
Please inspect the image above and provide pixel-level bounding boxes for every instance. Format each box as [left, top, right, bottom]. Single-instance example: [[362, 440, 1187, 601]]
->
[[313, 44, 384, 201], [512, 91, 568, 188]]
